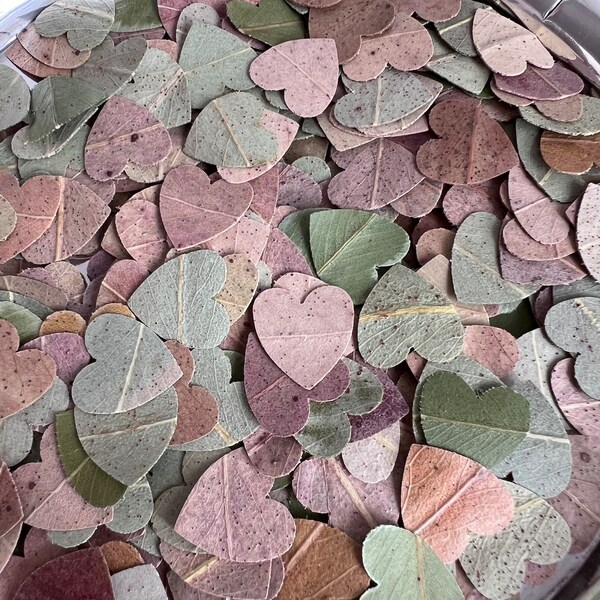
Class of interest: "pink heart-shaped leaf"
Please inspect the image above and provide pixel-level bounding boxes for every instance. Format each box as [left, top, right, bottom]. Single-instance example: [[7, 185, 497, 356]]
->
[[160, 165, 253, 250], [394, 0, 461, 22]]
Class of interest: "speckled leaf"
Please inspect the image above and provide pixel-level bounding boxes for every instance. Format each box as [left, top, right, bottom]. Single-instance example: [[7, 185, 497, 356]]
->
[[520, 96, 600, 136], [175, 448, 295, 561], [0, 301, 41, 343], [227, 0, 305, 46], [434, 0, 487, 57], [176, 4, 220, 44], [215, 254, 259, 323], [35, 0, 116, 51], [72, 314, 182, 414], [185, 92, 279, 168], [109, 477, 154, 533], [493, 381, 571, 498], [358, 263, 464, 369], [361, 526, 464, 600], [179, 22, 256, 110], [460, 482, 570, 600], [419, 372, 530, 468], [452, 212, 540, 304], [56, 410, 127, 507], [293, 457, 400, 541], [112, 564, 167, 600], [112, 0, 162, 31], [244, 428, 302, 478], [0, 65, 30, 131], [128, 250, 230, 349], [577, 184, 600, 282]]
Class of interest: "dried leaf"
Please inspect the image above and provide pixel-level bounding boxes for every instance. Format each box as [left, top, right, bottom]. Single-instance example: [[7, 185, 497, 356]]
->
[[0, 65, 30, 131]]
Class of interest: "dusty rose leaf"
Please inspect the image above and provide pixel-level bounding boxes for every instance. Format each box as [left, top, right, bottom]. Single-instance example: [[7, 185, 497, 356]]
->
[[540, 130, 600, 175], [442, 184, 505, 226], [415, 229, 455, 265], [96, 259, 149, 307], [395, 0, 461, 22], [0, 462, 23, 538], [503, 218, 577, 262], [536, 95, 584, 122], [262, 228, 313, 280], [462, 325, 519, 379], [17, 25, 91, 68], [202, 216, 271, 263], [215, 254, 259, 323], [390, 177, 443, 218]]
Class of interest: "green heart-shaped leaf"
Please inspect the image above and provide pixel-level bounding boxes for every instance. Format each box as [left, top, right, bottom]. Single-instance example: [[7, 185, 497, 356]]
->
[[0, 65, 30, 131]]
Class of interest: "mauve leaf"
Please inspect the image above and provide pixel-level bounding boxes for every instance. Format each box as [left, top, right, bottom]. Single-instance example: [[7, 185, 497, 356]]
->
[[128, 250, 230, 349], [72, 314, 182, 414], [361, 526, 464, 600], [175, 448, 295, 562], [358, 263, 464, 369], [460, 482, 570, 600], [520, 96, 600, 136], [244, 428, 303, 478], [0, 65, 30, 131]]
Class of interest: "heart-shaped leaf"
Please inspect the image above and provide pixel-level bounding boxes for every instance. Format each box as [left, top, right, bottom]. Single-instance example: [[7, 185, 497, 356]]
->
[[0, 302, 41, 343], [452, 212, 540, 304], [128, 250, 230, 349], [175, 448, 295, 561], [34, 0, 116, 51], [276, 519, 370, 600], [119, 47, 191, 129], [434, 0, 487, 57], [176, 3, 221, 45], [159, 165, 253, 250], [12, 423, 113, 530], [308, 0, 395, 64], [335, 71, 434, 129], [309, 209, 409, 304], [74, 387, 177, 485], [227, 0, 305, 46], [21, 177, 110, 264], [249, 38, 338, 118], [112, 564, 166, 600], [520, 96, 600, 136], [0, 65, 30, 131], [358, 263, 464, 369], [253, 275, 354, 389], [179, 22, 256, 110], [244, 428, 303, 478], [401, 444, 514, 563], [419, 371, 530, 468], [577, 184, 600, 283], [185, 92, 279, 168], [416, 100, 519, 185], [113, 0, 162, 31], [472, 8, 553, 76], [540, 130, 600, 175], [56, 410, 127, 507], [293, 456, 400, 541], [460, 482, 571, 600], [85, 96, 172, 181], [71, 314, 182, 414], [361, 526, 464, 600], [328, 139, 425, 210], [17, 24, 91, 68], [0, 319, 56, 419], [462, 324, 520, 378], [215, 254, 259, 323], [108, 477, 153, 534]]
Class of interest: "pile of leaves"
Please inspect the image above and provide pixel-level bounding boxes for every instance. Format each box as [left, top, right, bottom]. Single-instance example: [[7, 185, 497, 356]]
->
[[0, 0, 599, 598]]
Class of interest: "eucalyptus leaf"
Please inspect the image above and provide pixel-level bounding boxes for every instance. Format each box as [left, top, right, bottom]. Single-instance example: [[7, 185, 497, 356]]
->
[[292, 156, 330, 183], [434, 0, 487, 57], [0, 65, 30, 131], [112, 0, 162, 32], [309, 209, 410, 304], [452, 212, 540, 304], [108, 477, 154, 533], [179, 22, 256, 110], [520, 96, 600, 136], [0, 138, 18, 176], [55, 410, 127, 508], [119, 48, 191, 129], [0, 290, 53, 320], [358, 263, 464, 368], [48, 527, 95, 548], [279, 208, 322, 269], [184, 92, 279, 167], [0, 301, 41, 343], [176, 3, 220, 44], [147, 449, 185, 499], [419, 371, 530, 468], [460, 482, 571, 600], [74, 387, 178, 485], [35, 0, 116, 51], [553, 276, 600, 304], [128, 250, 230, 349], [361, 526, 464, 600]]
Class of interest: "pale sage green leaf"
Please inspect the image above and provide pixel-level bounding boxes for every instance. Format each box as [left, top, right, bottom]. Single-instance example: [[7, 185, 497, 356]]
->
[[515, 119, 591, 203], [0, 378, 69, 467], [309, 209, 409, 304], [152, 484, 198, 551], [292, 156, 330, 183], [361, 526, 464, 600], [358, 263, 464, 369], [0, 65, 30, 131], [178, 347, 258, 451], [128, 250, 230, 350], [182, 448, 230, 484], [130, 526, 161, 556], [0, 290, 53, 319], [434, 0, 488, 57], [520, 96, 600, 136], [112, 565, 168, 600], [120, 48, 191, 128], [553, 276, 600, 304], [73, 37, 147, 98], [72, 314, 183, 414], [35, 0, 115, 51], [185, 92, 279, 167], [279, 208, 322, 269], [452, 212, 540, 304], [493, 382, 571, 498], [427, 34, 489, 95], [295, 357, 383, 458], [545, 297, 600, 399], [109, 477, 154, 533], [0, 138, 18, 176], [419, 371, 530, 468], [147, 449, 185, 499], [0, 301, 41, 343], [179, 22, 256, 110], [55, 410, 127, 508], [176, 3, 220, 45], [335, 71, 434, 129], [460, 482, 571, 600], [75, 387, 178, 485], [226, 0, 305, 46], [48, 527, 95, 547], [112, 0, 162, 32]]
